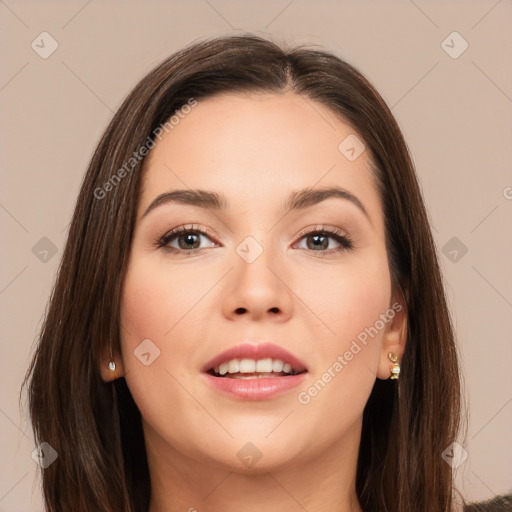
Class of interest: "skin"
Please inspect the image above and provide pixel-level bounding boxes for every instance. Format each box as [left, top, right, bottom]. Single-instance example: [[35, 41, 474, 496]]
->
[[100, 91, 407, 512]]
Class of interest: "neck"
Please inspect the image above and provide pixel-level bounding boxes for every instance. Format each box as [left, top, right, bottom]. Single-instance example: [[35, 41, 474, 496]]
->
[[145, 423, 364, 512]]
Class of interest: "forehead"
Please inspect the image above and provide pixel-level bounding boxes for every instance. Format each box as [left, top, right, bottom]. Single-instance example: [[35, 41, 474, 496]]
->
[[139, 91, 382, 225]]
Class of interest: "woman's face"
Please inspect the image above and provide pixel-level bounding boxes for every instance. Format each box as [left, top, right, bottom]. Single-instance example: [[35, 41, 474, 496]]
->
[[116, 91, 405, 472]]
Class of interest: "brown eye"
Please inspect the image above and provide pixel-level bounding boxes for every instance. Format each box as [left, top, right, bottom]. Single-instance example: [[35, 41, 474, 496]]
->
[[157, 226, 218, 253], [295, 229, 353, 253], [174, 232, 202, 250]]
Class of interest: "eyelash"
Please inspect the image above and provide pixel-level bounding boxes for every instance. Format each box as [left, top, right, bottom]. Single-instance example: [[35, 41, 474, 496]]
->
[[156, 224, 354, 256]]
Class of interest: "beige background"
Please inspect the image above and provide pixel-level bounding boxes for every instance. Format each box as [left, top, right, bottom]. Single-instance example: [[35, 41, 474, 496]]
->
[[1, 0, 511, 510]]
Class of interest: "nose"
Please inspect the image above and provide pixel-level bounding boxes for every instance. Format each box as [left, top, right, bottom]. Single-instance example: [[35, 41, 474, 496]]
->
[[221, 239, 294, 323]]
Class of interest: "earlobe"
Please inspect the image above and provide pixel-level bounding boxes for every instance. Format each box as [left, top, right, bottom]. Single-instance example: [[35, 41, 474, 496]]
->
[[99, 348, 125, 382]]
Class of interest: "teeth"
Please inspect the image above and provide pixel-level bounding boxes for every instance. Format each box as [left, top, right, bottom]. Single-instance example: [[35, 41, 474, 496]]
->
[[212, 358, 300, 376], [272, 359, 284, 372], [255, 358, 273, 373], [239, 358, 256, 373], [228, 359, 240, 373]]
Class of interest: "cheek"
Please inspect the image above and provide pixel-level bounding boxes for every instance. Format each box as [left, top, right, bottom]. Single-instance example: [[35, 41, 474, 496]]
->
[[118, 259, 203, 440], [120, 256, 210, 349], [294, 252, 390, 392], [120, 266, 170, 344], [334, 270, 390, 346], [290, 257, 391, 452], [300, 251, 392, 351], [119, 258, 190, 388]]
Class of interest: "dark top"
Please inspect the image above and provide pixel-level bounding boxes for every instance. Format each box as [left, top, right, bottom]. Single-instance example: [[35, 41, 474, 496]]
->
[[463, 494, 512, 511]]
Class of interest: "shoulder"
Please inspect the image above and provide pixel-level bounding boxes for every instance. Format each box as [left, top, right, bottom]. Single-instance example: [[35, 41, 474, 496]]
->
[[463, 494, 512, 511]]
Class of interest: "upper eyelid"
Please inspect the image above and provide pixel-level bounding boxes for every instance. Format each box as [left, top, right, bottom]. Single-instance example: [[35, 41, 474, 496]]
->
[[165, 224, 217, 239], [295, 224, 349, 238]]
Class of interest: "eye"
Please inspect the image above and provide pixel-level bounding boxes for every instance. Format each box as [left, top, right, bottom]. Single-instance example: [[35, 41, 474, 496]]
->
[[157, 225, 218, 253], [156, 224, 353, 255], [295, 226, 354, 255]]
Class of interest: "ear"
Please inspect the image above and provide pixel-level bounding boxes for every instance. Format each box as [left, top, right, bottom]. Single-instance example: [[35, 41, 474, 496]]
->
[[376, 289, 408, 380], [98, 343, 125, 382]]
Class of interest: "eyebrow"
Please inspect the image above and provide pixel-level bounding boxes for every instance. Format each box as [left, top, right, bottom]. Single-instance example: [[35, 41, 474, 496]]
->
[[141, 185, 370, 221]]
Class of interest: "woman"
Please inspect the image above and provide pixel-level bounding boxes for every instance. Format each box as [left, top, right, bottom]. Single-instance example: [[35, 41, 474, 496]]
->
[[22, 34, 481, 511]]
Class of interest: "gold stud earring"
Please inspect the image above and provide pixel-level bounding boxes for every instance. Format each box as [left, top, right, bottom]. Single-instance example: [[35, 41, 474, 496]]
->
[[388, 352, 400, 380]]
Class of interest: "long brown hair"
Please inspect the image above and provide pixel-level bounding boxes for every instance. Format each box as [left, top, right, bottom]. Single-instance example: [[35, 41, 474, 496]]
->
[[22, 34, 463, 512]]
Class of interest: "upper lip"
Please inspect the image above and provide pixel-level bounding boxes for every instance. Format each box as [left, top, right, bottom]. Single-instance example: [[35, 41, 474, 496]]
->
[[201, 342, 308, 373]]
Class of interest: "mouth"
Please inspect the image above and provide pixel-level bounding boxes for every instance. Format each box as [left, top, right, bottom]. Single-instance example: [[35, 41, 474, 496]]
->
[[201, 342, 308, 400]]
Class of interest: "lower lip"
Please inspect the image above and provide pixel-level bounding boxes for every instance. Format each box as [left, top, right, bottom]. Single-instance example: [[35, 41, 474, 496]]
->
[[202, 373, 308, 401]]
